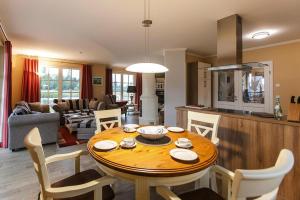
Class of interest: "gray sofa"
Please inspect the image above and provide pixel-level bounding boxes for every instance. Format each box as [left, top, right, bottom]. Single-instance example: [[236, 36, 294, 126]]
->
[[8, 102, 59, 151]]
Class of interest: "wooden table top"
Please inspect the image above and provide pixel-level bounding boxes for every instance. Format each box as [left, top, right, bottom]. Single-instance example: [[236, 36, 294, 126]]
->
[[87, 127, 218, 177]]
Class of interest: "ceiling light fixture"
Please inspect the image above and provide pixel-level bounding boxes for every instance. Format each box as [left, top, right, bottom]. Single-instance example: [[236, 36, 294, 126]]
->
[[125, 0, 168, 73], [252, 32, 270, 40]]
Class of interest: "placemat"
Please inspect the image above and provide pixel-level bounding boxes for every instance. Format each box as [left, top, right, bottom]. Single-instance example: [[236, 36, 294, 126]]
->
[[135, 135, 172, 146]]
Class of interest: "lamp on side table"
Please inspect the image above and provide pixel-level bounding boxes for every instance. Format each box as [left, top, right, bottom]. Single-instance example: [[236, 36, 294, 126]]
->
[[127, 86, 137, 105]]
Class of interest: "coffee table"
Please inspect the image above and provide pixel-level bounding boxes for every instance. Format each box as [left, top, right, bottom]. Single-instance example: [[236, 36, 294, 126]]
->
[[64, 113, 96, 139]]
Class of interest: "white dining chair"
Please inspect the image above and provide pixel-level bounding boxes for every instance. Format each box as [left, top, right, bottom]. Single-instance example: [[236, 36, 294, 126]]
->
[[187, 111, 221, 145], [94, 109, 122, 134], [157, 149, 294, 200], [24, 127, 116, 200]]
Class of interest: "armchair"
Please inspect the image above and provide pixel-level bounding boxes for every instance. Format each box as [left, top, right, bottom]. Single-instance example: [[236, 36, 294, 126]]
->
[[156, 149, 294, 200], [104, 94, 127, 116], [24, 127, 116, 200]]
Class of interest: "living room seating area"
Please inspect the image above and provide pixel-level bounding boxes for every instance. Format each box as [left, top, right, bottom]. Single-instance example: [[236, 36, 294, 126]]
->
[[8, 101, 59, 151]]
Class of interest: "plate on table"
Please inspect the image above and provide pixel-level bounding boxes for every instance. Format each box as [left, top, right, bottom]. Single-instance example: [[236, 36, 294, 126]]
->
[[124, 124, 140, 129], [123, 128, 137, 133], [167, 127, 185, 133], [94, 140, 118, 151], [169, 148, 198, 161]]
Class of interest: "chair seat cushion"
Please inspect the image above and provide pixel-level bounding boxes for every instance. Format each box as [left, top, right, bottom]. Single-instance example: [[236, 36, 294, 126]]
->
[[51, 169, 114, 200], [179, 188, 224, 200]]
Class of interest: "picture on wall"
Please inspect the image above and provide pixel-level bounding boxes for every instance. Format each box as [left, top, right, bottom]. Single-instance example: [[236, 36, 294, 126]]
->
[[92, 76, 103, 86]]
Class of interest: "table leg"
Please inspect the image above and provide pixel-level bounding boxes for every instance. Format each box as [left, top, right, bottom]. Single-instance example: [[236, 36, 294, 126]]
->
[[135, 177, 150, 200]]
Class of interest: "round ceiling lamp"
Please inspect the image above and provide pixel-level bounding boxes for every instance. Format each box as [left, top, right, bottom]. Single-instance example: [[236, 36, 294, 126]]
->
[[126, 0, 168, 73], [252, 31, 270, 40], [126, 63, 168, 73]]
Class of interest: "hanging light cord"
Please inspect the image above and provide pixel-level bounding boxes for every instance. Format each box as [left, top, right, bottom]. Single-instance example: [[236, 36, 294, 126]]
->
[[143, 0, 151, 62]]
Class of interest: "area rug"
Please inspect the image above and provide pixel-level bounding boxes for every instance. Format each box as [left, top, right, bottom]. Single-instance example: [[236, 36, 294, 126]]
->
[[57, 127, 87, 148]]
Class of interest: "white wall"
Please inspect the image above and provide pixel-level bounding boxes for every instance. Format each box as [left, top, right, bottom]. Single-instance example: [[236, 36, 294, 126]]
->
[[164, 49, 187, 126]]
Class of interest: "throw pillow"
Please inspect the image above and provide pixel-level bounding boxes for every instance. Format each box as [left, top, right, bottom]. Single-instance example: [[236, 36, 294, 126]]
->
[[12, 105, 31, 115], [57, 102, 69, 111], [89, 100, 99, 110], [15, 101, 32, 113]]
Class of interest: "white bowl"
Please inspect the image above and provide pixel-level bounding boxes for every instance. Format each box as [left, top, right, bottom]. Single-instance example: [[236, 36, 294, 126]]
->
[[137, 126, 168, 140]]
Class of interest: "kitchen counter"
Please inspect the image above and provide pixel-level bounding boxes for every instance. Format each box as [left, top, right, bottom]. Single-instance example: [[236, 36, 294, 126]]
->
[[176, 106, 300, 127], [176, 106, 300, 200]]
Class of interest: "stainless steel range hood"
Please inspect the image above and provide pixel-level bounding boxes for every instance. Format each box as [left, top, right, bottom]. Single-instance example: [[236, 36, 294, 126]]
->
[[208, 14, 266, 71]]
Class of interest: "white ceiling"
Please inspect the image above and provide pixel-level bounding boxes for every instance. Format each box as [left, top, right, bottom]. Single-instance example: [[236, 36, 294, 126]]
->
[[0, 0, 300, 66]]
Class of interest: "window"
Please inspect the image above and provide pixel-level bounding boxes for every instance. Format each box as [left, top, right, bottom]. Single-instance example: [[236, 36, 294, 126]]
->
[[40, 66, 81, 104], [214, 61, 273, 113], [62, 69, 80, 99], [112, 73, 135, 102], [40, 67, 59, 104]]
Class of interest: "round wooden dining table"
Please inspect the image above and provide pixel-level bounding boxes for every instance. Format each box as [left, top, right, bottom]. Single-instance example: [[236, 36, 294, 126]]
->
[[87, 127, 218, 200]]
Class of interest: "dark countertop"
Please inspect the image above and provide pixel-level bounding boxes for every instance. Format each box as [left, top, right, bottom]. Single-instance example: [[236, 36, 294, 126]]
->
[[176, 106, 300, 127]]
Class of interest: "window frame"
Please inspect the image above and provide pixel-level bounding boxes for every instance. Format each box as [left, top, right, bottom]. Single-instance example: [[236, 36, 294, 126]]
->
[[112, 73, 135, 102], [213, 61, 273, 113], [39, 65, 81, 104]]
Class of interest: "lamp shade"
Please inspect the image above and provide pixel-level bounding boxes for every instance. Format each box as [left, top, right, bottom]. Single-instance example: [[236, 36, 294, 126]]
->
[[125, 63, 168, 73], [127, 86, 137, 93]]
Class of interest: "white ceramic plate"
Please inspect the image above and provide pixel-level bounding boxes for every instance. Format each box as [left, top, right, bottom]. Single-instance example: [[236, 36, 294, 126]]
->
[[169, 148, 198, 161], [175, 141, 193, 148], [124, 124, 140, 129], [123, 128, 137, 133], [167, 127, 185, 133], [94, 140, 118, 151], [120, 141, 137, 148]]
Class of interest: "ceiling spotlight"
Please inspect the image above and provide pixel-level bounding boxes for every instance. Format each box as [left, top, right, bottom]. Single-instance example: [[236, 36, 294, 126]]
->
[[252, 32, 270, 40]]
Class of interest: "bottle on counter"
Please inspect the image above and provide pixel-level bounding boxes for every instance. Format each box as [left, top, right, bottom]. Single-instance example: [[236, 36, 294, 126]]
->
[[274, 95, 283, 120]]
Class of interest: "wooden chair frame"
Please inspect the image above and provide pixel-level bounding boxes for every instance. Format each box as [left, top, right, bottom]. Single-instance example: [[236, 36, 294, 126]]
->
[[187, 111, 221, 145], [156, 149, 294, 200], [94, 109, 121, 134], [24, 127, 116, 200]]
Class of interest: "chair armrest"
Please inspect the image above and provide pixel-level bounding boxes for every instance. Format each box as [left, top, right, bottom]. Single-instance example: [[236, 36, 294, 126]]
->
[[46, 150, 88, 164], [46, 176, 116, 199], [211, 165, 235, 181], [156, 186, 181, 200]]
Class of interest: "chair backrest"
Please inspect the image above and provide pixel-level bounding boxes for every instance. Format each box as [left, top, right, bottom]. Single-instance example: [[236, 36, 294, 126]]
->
[[104, 94, 116, 105], [231, 149, 294, 200], [187, 111, 221, 145], [24, 128, 50, 195], [94, 109, 121, 133]]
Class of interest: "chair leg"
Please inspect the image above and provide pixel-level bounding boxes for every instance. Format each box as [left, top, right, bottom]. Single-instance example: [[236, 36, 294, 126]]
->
[[194, 168, 210, 190], [94, 187, 103, 200]]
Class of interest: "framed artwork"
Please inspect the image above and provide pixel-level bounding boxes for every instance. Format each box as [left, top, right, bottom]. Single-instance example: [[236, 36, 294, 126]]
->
[[92, 76, 103, 86]]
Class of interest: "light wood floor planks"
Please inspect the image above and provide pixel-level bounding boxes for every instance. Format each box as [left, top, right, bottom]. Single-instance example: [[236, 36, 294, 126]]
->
[[0, 114, 193, 200]]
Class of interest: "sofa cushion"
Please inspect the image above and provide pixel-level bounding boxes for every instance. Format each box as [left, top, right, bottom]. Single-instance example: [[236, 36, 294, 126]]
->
[[28, 102, 50, 113], [82, 99, 89, 109], [57, 102, 69, 111], [89, 100, 99, 110]]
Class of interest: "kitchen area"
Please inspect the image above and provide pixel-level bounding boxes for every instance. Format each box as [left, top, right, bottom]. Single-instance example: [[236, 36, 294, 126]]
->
[[164, 14, 300, 200]]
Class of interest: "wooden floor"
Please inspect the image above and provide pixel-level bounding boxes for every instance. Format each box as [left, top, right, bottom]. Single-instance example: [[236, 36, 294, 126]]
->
[[0, 114, 192, 200]]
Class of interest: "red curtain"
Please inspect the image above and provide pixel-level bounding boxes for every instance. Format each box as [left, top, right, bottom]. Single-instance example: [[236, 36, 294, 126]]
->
[[81, 64, 93, 99], [105, 68, 112, 95], [135, 73, 142, 111], [21, 58, 40, 102], [0, 41, 12, 148]]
